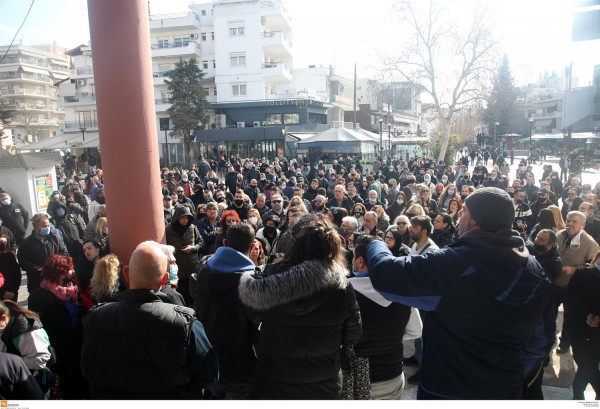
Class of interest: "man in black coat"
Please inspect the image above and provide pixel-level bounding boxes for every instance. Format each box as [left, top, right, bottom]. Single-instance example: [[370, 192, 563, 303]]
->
[[225, 166, 240, 194], [18, 213, 68, 296], [194, 223, 259, 399], [0, 192, 29, 245]]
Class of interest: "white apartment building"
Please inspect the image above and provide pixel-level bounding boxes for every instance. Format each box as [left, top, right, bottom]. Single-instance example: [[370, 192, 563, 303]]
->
[[0, 43, 70, 148]]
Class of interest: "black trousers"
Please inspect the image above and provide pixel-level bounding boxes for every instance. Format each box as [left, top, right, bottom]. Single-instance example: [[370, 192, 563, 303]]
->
[[571, 335, 600, 398]]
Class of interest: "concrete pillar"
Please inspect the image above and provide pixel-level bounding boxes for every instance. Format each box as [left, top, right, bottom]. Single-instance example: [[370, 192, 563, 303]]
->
[[88, 0, 164, 264]]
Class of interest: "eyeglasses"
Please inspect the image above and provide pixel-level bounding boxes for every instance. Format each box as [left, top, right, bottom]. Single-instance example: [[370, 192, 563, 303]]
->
[[226, 219, 237, 223], [384, 236, 394, 241], [272, 200, 282, 204], [397, 222, 408, 225], [177, 191, 184, 193]]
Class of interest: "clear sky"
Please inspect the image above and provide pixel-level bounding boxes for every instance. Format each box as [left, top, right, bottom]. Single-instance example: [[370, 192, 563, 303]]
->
[[0, 0, 598, 87]]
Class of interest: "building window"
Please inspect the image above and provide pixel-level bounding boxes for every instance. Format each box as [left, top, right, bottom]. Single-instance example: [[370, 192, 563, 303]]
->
[[309, 113, 327, 124], [211, 32, 215, 40], [232, 84, 246, 96], [266, 114, 282, 125], [201, 9, 206, 16], [284, 113, 300, 124], [203, 88, 209, 95], [212, 60, 216, 68], [201, 33, 207, 41], [229, 23, 245, 36], [213, 88, 217, 96], [203, 61, 208, 69], [158, 37, 169, 48], [230, 54, 246, 67], [174, 37, 190, 47]]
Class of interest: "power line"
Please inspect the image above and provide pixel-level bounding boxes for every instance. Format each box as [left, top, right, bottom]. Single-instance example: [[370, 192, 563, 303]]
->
[[0, 0, 36, 64]]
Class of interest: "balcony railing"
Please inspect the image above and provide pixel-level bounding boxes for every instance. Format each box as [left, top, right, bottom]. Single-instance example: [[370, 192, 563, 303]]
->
[[6, 102, 52, 110], [0, 88, 52, 97], [151, 41, 193, 49], [76, 66, 94, 76], [62, 94, 96, 103], [63, 120, 98, 130], [155, 98, 170, 105], [0, 73, 52, 83], [153, 71, 171, 78]]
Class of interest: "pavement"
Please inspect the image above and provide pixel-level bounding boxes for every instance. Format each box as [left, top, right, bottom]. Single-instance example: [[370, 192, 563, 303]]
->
[[13, 153, 600, 400]]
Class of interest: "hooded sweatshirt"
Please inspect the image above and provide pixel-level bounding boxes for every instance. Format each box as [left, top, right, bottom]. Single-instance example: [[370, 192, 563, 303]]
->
[[165, 205, 202, 279], [195, 247, 257, 388], [366, 229, 551, 400]]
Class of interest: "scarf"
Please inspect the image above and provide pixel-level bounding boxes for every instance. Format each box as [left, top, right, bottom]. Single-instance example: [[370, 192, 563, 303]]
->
[[41, 279, 80, 305]]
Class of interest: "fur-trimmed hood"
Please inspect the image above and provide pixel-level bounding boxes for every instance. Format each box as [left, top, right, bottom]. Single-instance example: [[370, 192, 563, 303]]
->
[[238, 259, 348, 312]]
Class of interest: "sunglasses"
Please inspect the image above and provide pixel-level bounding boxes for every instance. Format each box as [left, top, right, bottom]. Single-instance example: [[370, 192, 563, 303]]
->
[[397, 222, 408, 225], [272, 200, 282, 204], [226, 219, 237, 223], [315, 200, 322, 204]]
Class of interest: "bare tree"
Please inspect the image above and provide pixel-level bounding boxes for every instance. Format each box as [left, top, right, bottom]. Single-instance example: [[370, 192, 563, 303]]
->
[[380, 0, 498, 162]]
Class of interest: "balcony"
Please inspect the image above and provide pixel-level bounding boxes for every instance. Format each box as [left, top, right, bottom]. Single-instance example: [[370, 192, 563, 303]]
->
[[154, 98, 171, 112], [262, 31, 292, 58], [5, 102, 54, 111], [149, 12, 200, 31], [63, 120, 98, 130], [0, 88, 52, 98], [153, 71, 170, 86], [0, 73, 52, 84], [59, 94, 96, 105], [151, 41, 201, 59], [76, 66, 94, 76], [262, 61, 292, 83]]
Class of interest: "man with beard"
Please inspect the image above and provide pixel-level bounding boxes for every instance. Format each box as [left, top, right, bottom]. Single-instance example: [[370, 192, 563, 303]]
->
[[175, 187, 193, 207], [303, 179, 320, 203]]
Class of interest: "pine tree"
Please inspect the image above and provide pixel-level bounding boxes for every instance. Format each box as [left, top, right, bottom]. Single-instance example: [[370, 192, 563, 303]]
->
[[482, 55, 519, 143], [165, 57, 209, 166]]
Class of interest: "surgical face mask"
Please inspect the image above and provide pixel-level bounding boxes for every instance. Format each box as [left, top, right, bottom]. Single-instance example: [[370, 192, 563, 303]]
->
[[368, 197, 377, 203], [272, 204, 282, 212], [182, 178, 188, 183], [169, 264, 179, 281], [448, 189, 455, 195], [424, 177, 430, 183], [442, 178, 448, 183], [39, 227, 51, 236], [490, 176, 496, 181], [56, 208, 66, 217], [53, 194, 60, 199], [1, 199, 10, 206], [397, 200, 404, 205], [249, 216, 258, 224]]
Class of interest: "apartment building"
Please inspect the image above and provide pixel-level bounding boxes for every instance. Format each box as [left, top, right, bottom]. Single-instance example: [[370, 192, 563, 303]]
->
[[0, 43, 70, 148]]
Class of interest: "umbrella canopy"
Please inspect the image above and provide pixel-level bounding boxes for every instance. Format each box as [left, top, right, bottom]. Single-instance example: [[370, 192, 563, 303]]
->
[[298, 127, 377, 144]]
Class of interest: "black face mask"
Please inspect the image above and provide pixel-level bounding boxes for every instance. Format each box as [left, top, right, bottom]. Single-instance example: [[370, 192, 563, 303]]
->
[[234, 199, 244, 206], [0, 242, 7, 252], [263, 225, 276, 235], [533, 244, 548, 254], [216, 197, 225, 203]]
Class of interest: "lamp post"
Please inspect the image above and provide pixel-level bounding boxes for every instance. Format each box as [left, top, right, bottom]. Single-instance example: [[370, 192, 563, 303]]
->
[[79, 126, 86, 141], [529, 117, 534, 155], [387, 124, 392, 158], [262, 121, 267, 159], [378, 117, 383, 159], [493, 121, 499, 148]]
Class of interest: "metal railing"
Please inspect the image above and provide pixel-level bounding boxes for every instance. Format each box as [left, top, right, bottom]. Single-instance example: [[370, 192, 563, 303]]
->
[[63, 120, 98, 129], [76, 66, 94, 75], [62, 94, 96, 103]]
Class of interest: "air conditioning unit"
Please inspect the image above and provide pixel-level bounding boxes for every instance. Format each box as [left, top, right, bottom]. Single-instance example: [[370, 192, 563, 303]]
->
[[190, 33, 198, 39], [215, 114, 226, 129], [237, 122, 245, 128], [77, 79, 86, 86], [253, 121, 261, 127]]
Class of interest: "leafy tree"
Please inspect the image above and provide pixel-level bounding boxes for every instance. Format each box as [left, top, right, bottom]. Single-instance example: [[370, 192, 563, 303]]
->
[[0, 100, 14, 140], [165, 57, 209, 166], [482, 55, 519, 144], [380, 0, 498, 162]]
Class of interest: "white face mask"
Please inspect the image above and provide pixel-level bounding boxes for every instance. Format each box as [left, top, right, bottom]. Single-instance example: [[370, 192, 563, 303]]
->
[[249, 216, 258, 224]]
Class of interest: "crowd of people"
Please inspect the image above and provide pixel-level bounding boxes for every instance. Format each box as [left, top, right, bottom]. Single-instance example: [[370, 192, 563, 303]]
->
[[0, 149, 599, 400]]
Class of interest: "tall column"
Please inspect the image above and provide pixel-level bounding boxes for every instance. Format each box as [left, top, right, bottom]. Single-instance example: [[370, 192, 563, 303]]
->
[[88, 0, 164, 264]]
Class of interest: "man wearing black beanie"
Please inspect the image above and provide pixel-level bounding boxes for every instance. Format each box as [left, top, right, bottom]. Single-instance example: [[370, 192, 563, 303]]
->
[[365, 187, 553, 400]]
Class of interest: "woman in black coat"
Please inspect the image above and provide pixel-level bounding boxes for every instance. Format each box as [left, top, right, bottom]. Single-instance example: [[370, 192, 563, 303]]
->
[[431, 213, 455, 249], [239, 213, 362, 399], [385, 191, 407, 224], [27, 254, 88, 399], [564, 251, 600, 400]]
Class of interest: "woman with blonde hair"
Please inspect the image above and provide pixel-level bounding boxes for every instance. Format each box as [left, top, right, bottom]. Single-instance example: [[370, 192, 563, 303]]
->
[[373, 204, 390, 232], [287, 196, 308, 214], [94, 217, 108, 249], [90, 254, 122, 304], [438, 184, 459, 212], [548, 205, 566, 230], [406, 203, 425, 218], [247, 208, 263, 232]]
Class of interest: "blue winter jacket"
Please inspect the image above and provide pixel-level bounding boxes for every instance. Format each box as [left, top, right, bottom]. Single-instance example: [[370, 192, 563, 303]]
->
[[366, 229, 552, 399]]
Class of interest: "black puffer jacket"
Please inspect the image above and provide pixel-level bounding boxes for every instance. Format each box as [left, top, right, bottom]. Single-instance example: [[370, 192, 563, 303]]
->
[[239, 259, 362, 399], [165, 205, 202, 279]]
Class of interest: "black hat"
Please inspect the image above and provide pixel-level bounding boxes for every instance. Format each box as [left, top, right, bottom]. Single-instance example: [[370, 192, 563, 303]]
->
[[464, 187, 514, 232]]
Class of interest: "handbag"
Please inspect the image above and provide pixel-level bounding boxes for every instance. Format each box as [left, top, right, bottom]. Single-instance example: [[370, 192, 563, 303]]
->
[[341, 346, 371, 400]]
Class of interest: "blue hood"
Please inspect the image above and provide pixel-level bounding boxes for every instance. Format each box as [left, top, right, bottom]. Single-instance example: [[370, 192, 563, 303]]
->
[[206, 247, 255, 273]]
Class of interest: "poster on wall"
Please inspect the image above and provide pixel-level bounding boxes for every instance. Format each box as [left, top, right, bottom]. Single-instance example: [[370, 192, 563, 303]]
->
[[34, 174, 54, 212]]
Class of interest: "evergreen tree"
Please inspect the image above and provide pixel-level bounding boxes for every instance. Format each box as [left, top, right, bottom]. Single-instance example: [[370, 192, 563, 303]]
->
[[165, 57, 209, 166], [482, 55, 519, 143], [0, 100, 14, 141]]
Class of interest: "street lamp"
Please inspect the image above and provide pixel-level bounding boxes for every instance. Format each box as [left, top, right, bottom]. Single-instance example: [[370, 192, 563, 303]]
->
[[79, 126, 86, 141], [528, 117, 534, 155], [387, 124, 392, 158], [378, 117, 383, 159], [493, 121, 499, 148], [160, 118, 170, 166]]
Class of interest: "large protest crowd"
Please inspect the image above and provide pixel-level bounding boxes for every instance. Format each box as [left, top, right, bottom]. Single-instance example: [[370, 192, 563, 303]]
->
[[0, 148, 599, 400]]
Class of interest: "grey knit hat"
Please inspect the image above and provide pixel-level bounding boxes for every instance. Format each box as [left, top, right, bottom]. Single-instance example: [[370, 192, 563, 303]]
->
[[464, 187, 514, 232]]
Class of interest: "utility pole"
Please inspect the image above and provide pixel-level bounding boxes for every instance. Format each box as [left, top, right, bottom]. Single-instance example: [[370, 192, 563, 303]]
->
[[353, 64, 357, 129]]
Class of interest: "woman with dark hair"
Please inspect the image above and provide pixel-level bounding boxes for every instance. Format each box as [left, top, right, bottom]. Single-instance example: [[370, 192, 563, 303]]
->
[[526, 208, 557, 244], [351, 203, 367, 230], [239, 213, 362, 399], [27, 254, 88, 399], [386, 191, 407, 224], [75, 240, 104, 311], [431, 213, 455, 248], [384, 227, 411, 257], [447, 197, 463, 227], [327, 207, 348, 228]]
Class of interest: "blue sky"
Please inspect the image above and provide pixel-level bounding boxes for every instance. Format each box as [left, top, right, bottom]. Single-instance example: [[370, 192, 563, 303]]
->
[[0, 0, 598, 87]]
